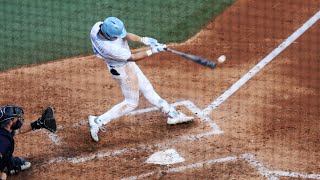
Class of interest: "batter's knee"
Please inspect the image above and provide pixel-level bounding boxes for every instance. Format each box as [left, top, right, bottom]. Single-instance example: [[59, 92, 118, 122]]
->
[[125, 99, 139, 110]]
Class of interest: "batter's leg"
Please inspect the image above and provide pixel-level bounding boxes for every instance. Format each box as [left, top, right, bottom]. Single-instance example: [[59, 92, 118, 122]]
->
[[89, 63, 140, 141], [98, 63, 140, 125], [132, 63, 194, 124]]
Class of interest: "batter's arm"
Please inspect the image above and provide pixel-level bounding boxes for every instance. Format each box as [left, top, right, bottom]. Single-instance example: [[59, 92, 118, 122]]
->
[[131, 46, 150, 54], [125, 33, 142, 42], [128, 48, 152, 62], [128, 43, 167, 62], [125, 33, 157, 46], [124, 33, 151, 62]]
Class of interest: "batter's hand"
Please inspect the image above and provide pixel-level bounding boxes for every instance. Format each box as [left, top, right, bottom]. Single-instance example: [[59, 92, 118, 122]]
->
[[151, 43, 167, 54], [141, 37, 158, 46]]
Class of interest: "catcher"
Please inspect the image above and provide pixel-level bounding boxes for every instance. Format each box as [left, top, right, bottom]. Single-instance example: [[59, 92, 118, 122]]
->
[[0, 105, 56, 179]]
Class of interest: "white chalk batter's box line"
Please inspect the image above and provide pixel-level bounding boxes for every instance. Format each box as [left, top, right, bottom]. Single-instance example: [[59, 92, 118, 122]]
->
[[46, 9, 320, 179], [48, 100, 224, 164], [121, 153, 320, 180], [70, 100, 223, 132], [47, 99, 224, 146]]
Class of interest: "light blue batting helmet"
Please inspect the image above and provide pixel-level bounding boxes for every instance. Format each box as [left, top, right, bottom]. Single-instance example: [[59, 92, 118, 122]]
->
[[101, 17, 127, 39]]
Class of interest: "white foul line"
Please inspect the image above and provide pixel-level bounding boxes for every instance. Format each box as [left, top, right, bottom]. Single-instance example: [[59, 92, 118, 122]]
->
[[271, 170, 320, 179], [240, 154, 320, 180], [240, 154, 279, 180], [203, 10, 320, 114]]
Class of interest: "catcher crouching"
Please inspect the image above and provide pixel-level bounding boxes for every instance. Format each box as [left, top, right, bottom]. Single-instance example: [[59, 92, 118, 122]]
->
[[0, 106, 56, 179]]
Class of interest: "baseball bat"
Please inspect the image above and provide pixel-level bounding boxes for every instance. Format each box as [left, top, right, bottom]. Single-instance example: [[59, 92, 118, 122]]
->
[[165, 48, 216, 69]]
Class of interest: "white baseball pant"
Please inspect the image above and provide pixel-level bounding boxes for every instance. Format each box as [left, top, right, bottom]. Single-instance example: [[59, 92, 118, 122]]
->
[[97, 62, 178, 125]]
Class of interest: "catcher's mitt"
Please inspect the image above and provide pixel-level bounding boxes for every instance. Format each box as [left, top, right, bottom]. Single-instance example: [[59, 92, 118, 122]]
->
[[31, 107, 56, 133]]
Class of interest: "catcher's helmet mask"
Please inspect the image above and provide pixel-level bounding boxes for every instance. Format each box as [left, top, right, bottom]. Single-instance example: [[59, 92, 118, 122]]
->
[[0, 106, 24, 128]]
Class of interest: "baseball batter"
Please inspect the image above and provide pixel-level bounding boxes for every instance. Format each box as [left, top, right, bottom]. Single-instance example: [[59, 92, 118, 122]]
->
[[89, 17, 194, 142]]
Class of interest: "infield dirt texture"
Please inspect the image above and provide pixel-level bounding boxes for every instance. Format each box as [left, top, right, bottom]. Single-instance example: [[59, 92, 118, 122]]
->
[[0, 0, 319, 179]]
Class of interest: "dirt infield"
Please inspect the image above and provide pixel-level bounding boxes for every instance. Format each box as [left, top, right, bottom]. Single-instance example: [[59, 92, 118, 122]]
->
[[1, 0, 319, 179]]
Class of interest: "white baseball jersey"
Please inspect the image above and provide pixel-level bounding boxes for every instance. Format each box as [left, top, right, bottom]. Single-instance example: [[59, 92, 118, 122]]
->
[[90, 22, 131, 67]]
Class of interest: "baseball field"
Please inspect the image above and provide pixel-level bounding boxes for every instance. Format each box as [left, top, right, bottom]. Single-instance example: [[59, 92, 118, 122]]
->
[[0, 0, 234, 71], [1, 0, 319, 179]]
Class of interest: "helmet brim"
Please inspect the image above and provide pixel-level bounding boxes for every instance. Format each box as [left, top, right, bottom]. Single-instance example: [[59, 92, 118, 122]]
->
[[101, 24, 127, 39], [119, 27, 127, 38]]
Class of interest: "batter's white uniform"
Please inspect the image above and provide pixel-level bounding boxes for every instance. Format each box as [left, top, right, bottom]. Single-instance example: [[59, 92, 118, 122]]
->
[[90, 22, 178, 125]]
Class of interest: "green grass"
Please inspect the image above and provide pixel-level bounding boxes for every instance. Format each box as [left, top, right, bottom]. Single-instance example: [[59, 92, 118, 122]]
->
[[0, 0, 235, 71]]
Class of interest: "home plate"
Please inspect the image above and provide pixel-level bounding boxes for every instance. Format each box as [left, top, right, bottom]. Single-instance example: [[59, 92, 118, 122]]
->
[[146, 149, 185, 165]]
